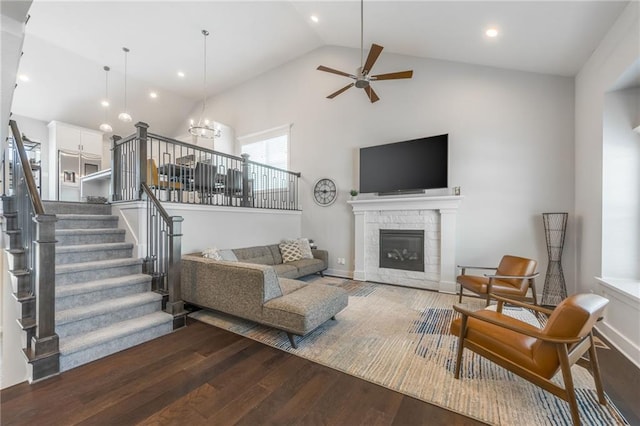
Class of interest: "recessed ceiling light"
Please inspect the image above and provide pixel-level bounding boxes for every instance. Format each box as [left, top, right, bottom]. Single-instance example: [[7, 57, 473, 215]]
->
[[101, 100, 109, 107], [18, 74, 29, 82], [485, 28, 499, 38], [149, 91, 158, 99], [310, 15, 319, 23], [177, 71, 185, 78]]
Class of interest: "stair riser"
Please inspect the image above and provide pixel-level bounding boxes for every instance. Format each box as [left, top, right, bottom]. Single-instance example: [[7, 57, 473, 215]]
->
[[60, 321, 172, 372], [56, 280, 151, 310], [11, 296, 35, 321], [3, 215, 18, 231], [56, 299, 163, 339], [56, 219, 119, 230], [56, 232, 125, 246], [4, 232, 22, 250], [57, 264, 142, 286], [6, 252, 26, 270], [9, 272, 31, 295], [56, 248, 133, 265]]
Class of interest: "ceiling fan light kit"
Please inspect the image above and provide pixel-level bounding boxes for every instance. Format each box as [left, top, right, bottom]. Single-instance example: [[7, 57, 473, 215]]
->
[[317, 0, 413, 103]]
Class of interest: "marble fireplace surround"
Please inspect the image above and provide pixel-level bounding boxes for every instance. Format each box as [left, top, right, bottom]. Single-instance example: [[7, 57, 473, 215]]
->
[[348, 196, 463, 293]]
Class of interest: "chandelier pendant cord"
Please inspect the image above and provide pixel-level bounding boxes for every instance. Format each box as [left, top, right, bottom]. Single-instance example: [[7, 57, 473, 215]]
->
[[123, 48, 128, 112], [200, 29, 209, 123]]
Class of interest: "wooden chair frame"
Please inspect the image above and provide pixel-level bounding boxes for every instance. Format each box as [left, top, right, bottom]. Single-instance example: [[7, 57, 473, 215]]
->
[[453, 294, 606, 426]]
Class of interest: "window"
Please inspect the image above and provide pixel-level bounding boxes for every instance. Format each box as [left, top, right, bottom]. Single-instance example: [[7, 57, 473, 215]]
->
[[238, 124, 293, 196], [238, 124, 290, 170]]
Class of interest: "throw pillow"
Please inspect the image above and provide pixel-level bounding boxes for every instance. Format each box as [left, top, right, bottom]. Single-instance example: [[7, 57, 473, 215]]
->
[[202, 247, 223, 260], [279, 241, 302, 263], [297, 238, 314, 259]]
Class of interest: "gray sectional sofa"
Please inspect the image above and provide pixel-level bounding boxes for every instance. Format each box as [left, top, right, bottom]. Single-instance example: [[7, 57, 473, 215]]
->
[[181, 248, 347, 348], [231, 244, 328, 279]]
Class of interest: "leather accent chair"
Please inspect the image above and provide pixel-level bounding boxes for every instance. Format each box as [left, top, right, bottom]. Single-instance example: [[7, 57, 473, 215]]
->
[[457, 255, 539, 306], [450, 293, 609, 426]]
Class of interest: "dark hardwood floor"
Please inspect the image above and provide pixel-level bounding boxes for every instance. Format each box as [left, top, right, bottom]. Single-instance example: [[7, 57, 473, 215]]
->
[[1, 319, 638, 425]]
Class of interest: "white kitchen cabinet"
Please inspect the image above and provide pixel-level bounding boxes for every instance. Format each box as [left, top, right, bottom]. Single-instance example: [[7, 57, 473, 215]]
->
[[49, 121, 103, 156], [48, 121, 104, 200]]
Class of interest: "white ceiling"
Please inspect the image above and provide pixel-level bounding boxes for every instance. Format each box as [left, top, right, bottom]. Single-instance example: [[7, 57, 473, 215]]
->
[[9, 1, 629, 138]]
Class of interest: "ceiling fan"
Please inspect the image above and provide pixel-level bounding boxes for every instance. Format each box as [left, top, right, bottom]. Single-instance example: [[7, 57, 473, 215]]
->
[[316, 0, 413, 103]]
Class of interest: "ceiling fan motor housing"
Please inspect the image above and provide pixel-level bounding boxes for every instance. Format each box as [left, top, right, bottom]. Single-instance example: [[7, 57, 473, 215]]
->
[[355, 79, 370, 88]]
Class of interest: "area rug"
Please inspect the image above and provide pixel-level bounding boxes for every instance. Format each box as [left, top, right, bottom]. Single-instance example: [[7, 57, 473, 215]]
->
[[189, 277, 628, 425]]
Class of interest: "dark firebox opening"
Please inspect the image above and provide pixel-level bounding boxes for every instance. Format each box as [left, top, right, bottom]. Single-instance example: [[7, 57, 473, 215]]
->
[[379, 229, 425, 272]]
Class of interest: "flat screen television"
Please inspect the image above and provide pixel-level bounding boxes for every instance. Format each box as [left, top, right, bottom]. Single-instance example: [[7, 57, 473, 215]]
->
[[359, 134, 448, 194]]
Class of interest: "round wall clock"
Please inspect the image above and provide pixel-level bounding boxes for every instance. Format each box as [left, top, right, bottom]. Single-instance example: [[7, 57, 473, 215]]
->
[[313, 178, 338, 206]]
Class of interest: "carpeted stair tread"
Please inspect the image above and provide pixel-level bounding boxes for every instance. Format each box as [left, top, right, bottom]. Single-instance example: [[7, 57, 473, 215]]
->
[[56, 242, 133, 254], [59, 311, 172, 355], [56, 274, 151, 298], [56, 228, 125, 236], [56, 292, 162, 325], [43, 201, 111, 215], [56, 228, 126, 245], [55, 214, 118, 221], [56, 257, 142, 274]]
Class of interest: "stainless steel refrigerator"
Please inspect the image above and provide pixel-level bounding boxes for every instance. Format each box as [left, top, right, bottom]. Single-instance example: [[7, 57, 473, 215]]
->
[[58, 149, 101, 201]]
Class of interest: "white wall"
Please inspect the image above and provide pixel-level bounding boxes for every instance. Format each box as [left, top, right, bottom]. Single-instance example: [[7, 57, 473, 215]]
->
[[186, 45, 575, 288], [603, 88, 640, 279], [112, 202, 301, 257], [575, 2, 640, 291]]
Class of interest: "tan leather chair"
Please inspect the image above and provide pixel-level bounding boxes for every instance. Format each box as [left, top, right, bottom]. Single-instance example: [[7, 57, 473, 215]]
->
[[457, 255, 539, 306], [146, 159, 182, 190], [450, 293, 609, 426]]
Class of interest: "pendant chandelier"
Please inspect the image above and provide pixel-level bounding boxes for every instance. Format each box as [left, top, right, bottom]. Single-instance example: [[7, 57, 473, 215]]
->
[[118, 47, 132, 123], [99, 65, 113, 133], [189, 29, 218, 139]]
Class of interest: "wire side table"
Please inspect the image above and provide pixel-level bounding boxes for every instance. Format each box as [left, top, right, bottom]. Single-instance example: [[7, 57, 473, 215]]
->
[[542, 212, 568, 306]]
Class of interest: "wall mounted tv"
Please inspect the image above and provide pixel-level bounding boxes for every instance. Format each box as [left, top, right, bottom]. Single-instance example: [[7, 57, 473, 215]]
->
[[359, 134, 448, 194]]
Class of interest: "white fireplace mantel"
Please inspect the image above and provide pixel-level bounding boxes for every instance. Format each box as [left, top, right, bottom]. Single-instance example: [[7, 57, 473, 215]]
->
[[348, 195, 463, 293]]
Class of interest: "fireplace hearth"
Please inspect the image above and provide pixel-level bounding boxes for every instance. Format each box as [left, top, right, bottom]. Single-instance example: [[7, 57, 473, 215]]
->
[[379, 229, 425, 272]]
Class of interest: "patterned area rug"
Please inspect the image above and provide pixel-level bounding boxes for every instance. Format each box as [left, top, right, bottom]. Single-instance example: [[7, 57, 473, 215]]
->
[[189, 277, 628, 425]]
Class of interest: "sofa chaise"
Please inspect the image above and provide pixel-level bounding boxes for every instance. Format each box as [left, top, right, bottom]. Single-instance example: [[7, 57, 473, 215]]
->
[[181, 253, 348, 348]]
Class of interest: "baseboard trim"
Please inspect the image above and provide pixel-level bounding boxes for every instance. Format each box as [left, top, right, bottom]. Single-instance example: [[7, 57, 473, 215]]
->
[[596, 322, 640, 370]]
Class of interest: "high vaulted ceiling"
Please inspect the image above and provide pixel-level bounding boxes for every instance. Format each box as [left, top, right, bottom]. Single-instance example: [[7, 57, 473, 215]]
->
[[9, 1, 630, 137]]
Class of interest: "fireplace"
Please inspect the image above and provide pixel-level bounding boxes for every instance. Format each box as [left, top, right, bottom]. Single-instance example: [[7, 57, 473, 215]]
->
[[379, 229, 425, 272]]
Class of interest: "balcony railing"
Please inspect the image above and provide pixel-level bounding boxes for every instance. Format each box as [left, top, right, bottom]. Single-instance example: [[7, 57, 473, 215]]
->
[[112, 122, 301, 210]]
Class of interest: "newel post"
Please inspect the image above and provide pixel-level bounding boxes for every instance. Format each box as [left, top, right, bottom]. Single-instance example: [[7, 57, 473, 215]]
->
[[111, 134, 122, 202], [29, 213, 60, 382], [166, 216, 186, 329], [136, 122, 149, 199], [241, 153, 250, 207]]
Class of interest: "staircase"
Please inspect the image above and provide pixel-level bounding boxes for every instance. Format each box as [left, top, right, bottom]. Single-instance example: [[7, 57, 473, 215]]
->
[[44, 201, 173, 371]]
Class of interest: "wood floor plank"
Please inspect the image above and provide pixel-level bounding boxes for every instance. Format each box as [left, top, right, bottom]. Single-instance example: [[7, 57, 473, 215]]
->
[[2, 319, 638, 426], [135, 384, 214, 425]]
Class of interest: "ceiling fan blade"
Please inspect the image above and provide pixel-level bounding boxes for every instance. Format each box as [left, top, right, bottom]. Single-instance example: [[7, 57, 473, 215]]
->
[[327, 83, 355, 99], [364, 86, 380, 103], [317, 65, 355, 78], [371, 70, 414, 80], [362, 44, 384, 75]]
